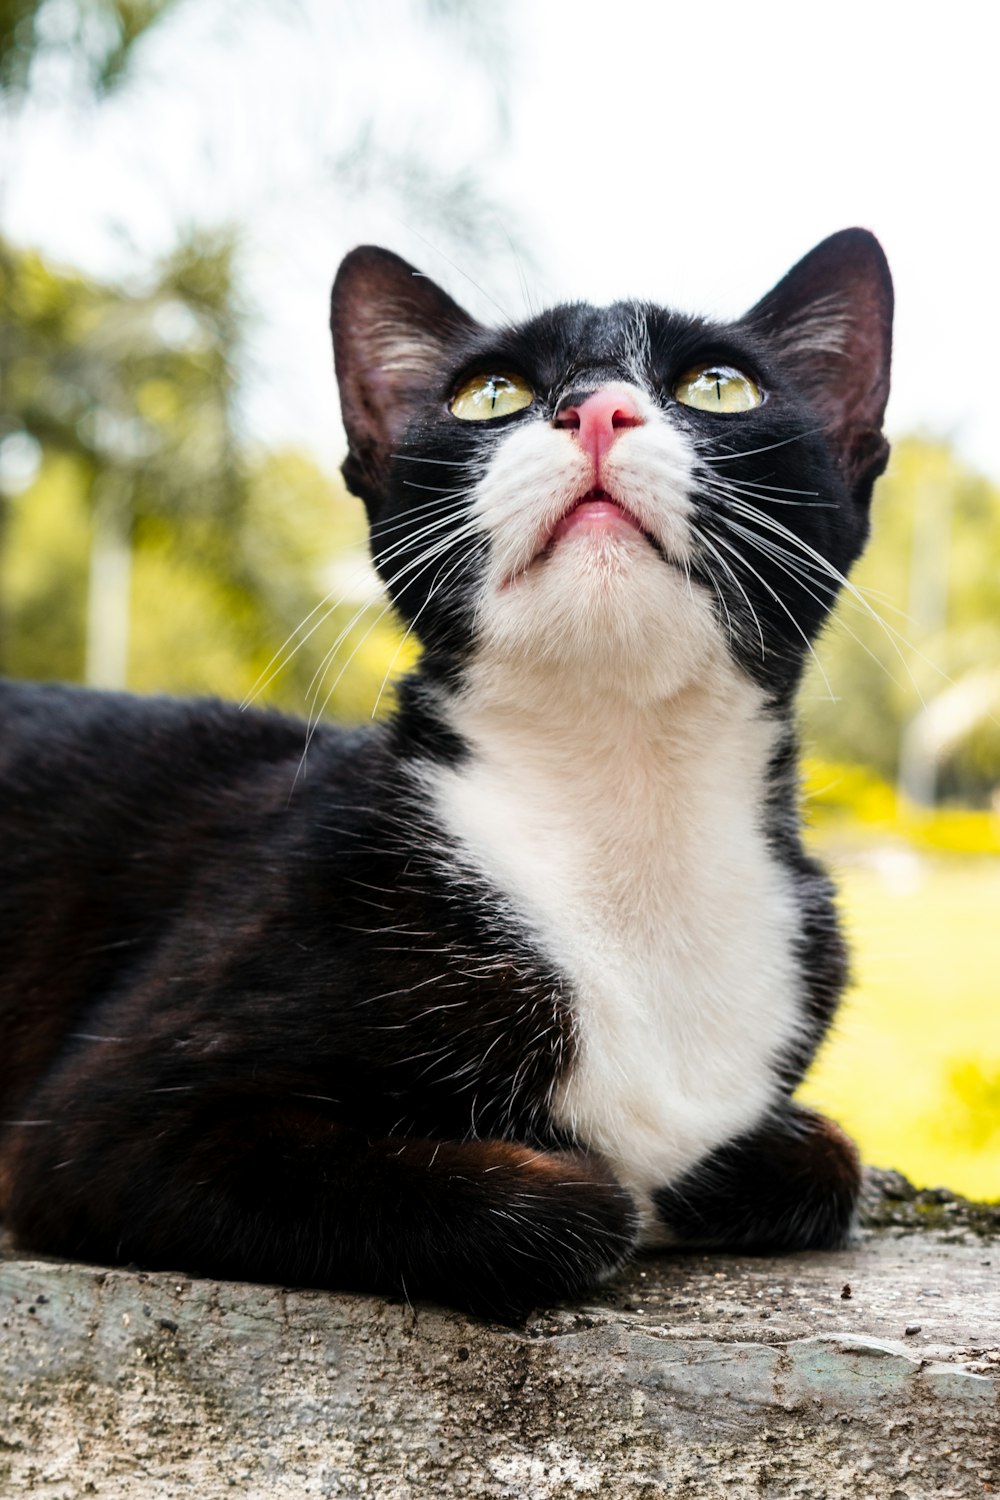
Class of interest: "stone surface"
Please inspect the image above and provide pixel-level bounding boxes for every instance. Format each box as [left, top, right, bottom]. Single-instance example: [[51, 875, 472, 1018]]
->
[[1, 1171, 998, 1498]]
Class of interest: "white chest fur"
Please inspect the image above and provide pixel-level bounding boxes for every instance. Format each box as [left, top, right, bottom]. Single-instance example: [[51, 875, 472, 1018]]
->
[[426, 666, 806, 1237]]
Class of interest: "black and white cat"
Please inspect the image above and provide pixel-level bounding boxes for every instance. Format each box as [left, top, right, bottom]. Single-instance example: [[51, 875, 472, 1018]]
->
[[0, 229, 892, 1320]]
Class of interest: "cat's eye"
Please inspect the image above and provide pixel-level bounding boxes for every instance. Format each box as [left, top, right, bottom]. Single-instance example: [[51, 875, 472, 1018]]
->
[[673, 364, 762, 414], [449, 372, 535, 421]]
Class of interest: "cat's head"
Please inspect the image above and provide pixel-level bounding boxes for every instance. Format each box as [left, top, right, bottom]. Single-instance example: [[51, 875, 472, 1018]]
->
[[330, 231, 892, 706]]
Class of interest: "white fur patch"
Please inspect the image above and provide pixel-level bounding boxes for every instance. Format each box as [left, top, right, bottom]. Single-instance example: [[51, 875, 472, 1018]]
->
[[423, 393, 808, 1244], [429, 670, 804, 1243]]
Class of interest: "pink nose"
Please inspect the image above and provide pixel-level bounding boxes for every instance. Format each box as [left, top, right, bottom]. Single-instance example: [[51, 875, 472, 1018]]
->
[[554, 384, 644, 472]]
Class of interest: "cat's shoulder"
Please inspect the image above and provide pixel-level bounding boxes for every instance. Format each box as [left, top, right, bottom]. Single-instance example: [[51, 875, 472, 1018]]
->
[[0, 678, 369, 801]]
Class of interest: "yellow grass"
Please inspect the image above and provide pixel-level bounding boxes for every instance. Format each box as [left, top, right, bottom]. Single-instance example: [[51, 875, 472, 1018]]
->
[[798, 849, 1000, 1202]]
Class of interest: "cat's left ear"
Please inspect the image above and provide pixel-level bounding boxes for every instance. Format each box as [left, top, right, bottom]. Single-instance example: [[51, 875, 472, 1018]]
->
[[744, 229, 893, 503], [331, 246, 479, 502]]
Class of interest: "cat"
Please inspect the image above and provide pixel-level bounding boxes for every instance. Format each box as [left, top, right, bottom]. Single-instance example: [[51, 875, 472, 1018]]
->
[[0, 228, 892, 1321]]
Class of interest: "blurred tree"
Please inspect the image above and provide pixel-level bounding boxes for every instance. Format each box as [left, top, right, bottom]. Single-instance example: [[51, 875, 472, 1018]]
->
[[803, 437, 1000, 807], [1, 235, 407, 714], [0, 0, 182, 98], [1, 0, 522, 715], [1, 229, 244, 683]]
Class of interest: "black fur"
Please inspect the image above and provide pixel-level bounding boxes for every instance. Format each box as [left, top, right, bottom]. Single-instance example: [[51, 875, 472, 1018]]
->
[[0, 231, 892, 1318], [654, 1104, 861, 1250]]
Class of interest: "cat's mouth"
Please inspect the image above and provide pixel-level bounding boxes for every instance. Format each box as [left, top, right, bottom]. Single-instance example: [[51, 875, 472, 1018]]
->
[[500, 489, 668, 590], [534, 487, 668, 570], [546, 488, 648, 548]]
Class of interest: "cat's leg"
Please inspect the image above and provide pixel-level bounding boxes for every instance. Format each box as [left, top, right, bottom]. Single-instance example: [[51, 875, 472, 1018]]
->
[[652, 1102, 861, 1251], [6, 1110, 638, 1322]]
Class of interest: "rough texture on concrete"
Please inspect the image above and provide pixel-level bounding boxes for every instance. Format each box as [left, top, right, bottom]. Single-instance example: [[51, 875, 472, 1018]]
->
[[1, 1170, 998, 1498]]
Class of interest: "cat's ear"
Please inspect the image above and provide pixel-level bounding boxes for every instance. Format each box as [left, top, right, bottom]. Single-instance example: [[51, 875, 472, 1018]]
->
[[331, 246, 478, 499], [744, 229, 893, 502]]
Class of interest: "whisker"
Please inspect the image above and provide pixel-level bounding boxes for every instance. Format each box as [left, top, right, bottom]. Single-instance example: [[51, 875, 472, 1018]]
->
[[369, 507, 472, 571], [297, 520, 485, 776], [704, 525, 835, 697], [400, 478, 477, 496], [303, 538, 457, 718], [709, 477, 833, 507], [240, 496, 472, 711], [390, 453, 483, 469], [698, 425, 826, 465], [294, 512, 482, 717], [720, 517, 910, 693], [387, 223, 513, 322], [241, 584, 349, 710], [370, 541, 487, 720], [689, 523, 762, 659], [718, 494, 928, 704]]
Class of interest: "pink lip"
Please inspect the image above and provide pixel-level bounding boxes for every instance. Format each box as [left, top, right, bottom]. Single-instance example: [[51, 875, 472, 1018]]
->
[[502, 489, 651, 590], [546, 489, 646, 550]]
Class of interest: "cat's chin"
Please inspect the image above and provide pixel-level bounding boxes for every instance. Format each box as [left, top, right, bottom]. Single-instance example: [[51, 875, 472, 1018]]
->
[[500, 513, 663, 592], [474, 543, 726, 706]]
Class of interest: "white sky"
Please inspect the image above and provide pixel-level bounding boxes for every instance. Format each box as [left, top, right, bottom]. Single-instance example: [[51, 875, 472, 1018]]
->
[[4, 0, 998, 481]]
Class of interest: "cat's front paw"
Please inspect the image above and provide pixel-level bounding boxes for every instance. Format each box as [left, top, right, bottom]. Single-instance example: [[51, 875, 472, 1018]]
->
[[413, 1142, 640, 1323], [653, 1105, 861, 1253]]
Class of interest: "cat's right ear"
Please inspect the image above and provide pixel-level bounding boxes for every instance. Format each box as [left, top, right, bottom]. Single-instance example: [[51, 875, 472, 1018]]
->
[[743, 229, 893, 505], [331, 247, 478, 501]]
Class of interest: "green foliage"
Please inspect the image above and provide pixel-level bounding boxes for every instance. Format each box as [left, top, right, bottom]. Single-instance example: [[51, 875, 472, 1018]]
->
[[1, 229, 242, 497], [803, 438, 1000, 805]]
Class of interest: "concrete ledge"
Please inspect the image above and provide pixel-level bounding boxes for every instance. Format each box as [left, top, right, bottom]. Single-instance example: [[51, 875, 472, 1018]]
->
[[2, 1171, 998, 1498]]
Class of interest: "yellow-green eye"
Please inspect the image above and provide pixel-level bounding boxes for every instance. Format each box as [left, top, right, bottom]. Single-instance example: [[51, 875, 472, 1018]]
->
[[673, 364, 762, 414], [449, 372, 534, 421]]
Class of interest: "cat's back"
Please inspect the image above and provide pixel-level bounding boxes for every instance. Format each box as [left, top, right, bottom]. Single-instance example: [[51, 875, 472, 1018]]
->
[[0, 678, 388, 839], [0, 679, 380, 906], [1, 679, 311, 797], [0, 681, 373, 1107]]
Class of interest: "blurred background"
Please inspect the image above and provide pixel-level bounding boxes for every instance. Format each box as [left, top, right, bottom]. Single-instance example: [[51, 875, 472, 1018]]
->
[[2, 0, 997, 1198]]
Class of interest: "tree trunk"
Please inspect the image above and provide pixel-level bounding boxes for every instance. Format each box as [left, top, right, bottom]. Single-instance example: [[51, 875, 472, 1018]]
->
[[85, 474, 132, 691]]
